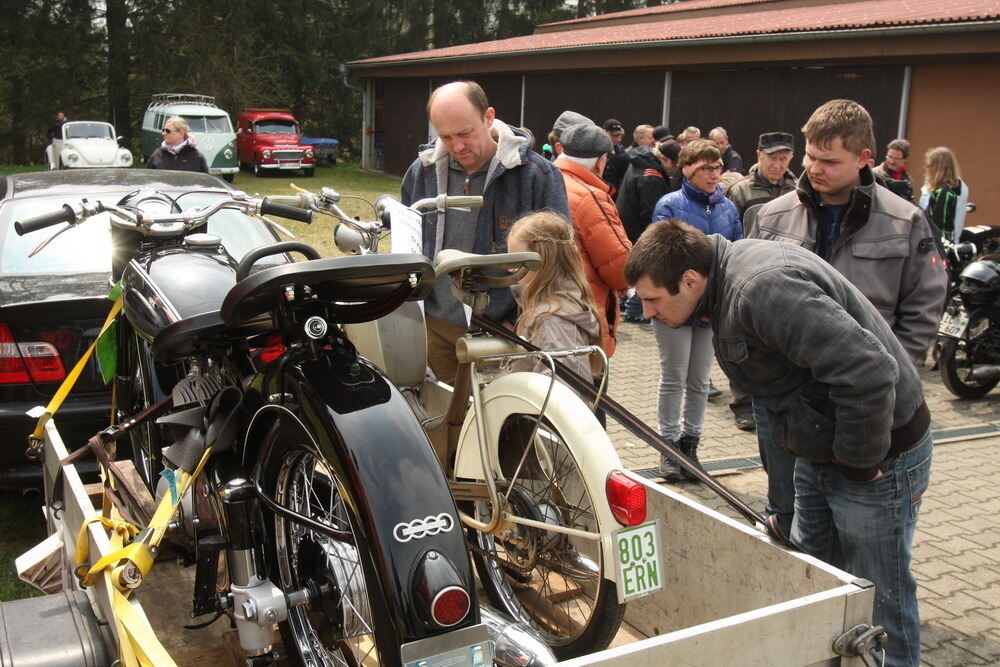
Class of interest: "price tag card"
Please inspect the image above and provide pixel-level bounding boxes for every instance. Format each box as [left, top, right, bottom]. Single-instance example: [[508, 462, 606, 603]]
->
[[614, 520, 664, 602]]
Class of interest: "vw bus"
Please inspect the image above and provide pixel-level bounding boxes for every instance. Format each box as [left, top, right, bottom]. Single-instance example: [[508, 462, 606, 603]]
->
[[141, 93, 238, 181]]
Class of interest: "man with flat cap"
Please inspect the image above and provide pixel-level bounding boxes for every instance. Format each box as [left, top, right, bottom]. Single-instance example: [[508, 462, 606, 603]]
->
[[726, 132, 798, 237], [554, 122, 633, 362], [602, 118, 629, 196]]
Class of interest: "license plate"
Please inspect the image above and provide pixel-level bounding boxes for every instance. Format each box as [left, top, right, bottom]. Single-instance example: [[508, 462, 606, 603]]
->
[[279, 163, 299, 169], [939, 310, 969, 338], [401, 624, 493, 667], [614, 520, 664, 601]]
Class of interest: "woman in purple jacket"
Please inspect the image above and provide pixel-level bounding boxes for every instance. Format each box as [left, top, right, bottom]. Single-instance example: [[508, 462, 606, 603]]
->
[[649, 139, 742, 481]]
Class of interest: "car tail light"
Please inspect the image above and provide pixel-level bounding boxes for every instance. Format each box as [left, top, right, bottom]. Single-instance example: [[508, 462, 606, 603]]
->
[[0, 323, 67, 384], [431, 586, 470, 627], [607, 470, 647, 526], [260, 333, 286, 363]]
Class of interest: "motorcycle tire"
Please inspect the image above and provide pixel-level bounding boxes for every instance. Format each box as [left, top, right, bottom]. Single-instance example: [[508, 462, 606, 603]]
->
[[940, 336, 1000, 399], [468, 413, 625, 659], [269, 446, 391, 666]]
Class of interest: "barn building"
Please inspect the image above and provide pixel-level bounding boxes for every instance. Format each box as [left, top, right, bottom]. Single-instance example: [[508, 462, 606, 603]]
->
[[345, 0, 1000, 218]]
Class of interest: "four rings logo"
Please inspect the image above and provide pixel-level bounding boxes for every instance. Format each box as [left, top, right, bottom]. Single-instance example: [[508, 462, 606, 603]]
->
[[393, 513, 455, 543]]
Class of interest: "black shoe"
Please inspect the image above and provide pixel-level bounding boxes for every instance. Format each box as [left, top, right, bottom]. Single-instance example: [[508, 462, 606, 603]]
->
[[658, 453, 684, 482], [734, 411, 756, 432], [677, 434, 703, 482], [623, 315, 651, 324], [707, 383, 722, 399]]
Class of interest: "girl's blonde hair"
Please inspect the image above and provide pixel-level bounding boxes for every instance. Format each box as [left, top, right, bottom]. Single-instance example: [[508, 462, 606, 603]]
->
[[508, 211, 604, 346], [924, 146, 961, 191]]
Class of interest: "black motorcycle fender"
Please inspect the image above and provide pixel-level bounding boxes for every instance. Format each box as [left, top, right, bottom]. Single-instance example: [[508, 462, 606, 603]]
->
[[246, 356, 477, 641]]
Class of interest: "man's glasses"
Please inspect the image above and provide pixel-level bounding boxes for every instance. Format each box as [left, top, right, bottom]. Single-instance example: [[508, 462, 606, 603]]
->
[[698, 164, 724, 174]]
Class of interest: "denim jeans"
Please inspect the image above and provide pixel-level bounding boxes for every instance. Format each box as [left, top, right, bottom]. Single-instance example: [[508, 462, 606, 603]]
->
[[791, 430, 933, 667], [621, 292, 643, 321], [752, 403, 797, 537], [651, 320, 713, 441]]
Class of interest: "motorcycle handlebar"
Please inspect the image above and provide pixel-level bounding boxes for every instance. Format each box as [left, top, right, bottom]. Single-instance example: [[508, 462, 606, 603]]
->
[[14, 203, 81, 236], [261, 199, 314, 223]]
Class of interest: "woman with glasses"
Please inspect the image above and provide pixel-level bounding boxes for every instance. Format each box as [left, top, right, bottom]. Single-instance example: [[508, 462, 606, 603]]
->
[[148, 115, 209, 173], [649, 139, 742, 482]]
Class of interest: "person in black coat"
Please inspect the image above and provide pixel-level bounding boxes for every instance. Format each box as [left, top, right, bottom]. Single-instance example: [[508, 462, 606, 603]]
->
[[47, 111, 68, 141], [601, 118, 630, 198], [148, 116, 209, 173]]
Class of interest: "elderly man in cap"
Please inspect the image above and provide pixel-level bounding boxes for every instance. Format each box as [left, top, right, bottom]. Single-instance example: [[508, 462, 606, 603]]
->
[[554, 122, 633, 360], [602, 118, 629, 196], [402, 80, 569, 384]]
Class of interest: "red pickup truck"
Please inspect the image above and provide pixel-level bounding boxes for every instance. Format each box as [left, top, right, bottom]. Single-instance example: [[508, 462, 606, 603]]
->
[[236, 108, 315, 176]]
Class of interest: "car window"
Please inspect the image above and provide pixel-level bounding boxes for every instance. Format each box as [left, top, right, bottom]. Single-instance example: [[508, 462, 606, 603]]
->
[[2, 192, 281, 277], [255, 120, 297, 135], [64, 123, 114, 140], [182, 115, 233, 134]]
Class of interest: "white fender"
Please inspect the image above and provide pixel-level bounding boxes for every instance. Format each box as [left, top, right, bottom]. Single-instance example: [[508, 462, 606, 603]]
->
[[44, 145, 56, 170], [454, 371, 623, 583]]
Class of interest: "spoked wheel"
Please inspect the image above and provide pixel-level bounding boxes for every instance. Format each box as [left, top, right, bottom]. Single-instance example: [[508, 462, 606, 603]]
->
[[118, 332, 162, 487], [469, 414, 624, 659], [940, 315, 1000, 398], [273, 447, 383, 666]]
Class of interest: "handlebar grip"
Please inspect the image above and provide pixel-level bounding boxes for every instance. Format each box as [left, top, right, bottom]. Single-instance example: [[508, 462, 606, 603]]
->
[[443, 196, 484, 209], [14, 204, 76, 236], [261, 199, 314, 224], [235, 241, 321, 282]]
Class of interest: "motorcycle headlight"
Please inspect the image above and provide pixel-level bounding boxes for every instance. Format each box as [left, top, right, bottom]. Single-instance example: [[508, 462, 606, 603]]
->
[[224, 148, 233, 159], [305, 149, 314, 158], [262, 149, 271, 160]]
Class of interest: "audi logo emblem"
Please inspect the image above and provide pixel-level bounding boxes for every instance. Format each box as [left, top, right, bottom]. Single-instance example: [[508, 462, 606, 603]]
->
[[393, 513, 455, 543]]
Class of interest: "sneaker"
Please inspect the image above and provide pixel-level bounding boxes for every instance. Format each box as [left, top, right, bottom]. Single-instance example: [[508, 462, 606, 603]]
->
[[707, 383, 722, 399], [658, 453, 684, 482], [734, 411, 756, 432], [623, 315, 651, 324]]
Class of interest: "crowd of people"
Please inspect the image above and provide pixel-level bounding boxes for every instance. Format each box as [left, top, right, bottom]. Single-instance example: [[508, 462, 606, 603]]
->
[[401, 81, 965, 667]]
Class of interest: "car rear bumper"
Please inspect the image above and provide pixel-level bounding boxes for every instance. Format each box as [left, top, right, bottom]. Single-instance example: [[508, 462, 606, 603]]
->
[[259, 162, 313, 170], [0, 394, 109, 489]]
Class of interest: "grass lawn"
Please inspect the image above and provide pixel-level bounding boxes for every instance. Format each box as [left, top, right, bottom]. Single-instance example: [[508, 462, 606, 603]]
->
[[0, 162, 402, 602]]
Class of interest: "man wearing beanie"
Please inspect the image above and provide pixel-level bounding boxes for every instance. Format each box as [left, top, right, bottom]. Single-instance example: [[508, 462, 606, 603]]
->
[[602, 118, 629, 197], [554, 122, 633, 360]]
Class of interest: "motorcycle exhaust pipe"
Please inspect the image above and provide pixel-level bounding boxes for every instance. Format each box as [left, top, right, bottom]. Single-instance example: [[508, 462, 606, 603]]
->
[[969, 366, 1000, 381], [479, 604, 557, 666]]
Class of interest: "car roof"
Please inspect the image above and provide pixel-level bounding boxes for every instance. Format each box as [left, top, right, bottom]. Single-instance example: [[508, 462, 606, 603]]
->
[[241, 110, 298, 122], [1, 169, 232, 202], [147, 104, 230, 117], [63, 120, 113, 127]]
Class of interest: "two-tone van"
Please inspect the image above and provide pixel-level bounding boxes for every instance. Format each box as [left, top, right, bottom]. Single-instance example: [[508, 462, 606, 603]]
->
[[141, 93, 238, 181]]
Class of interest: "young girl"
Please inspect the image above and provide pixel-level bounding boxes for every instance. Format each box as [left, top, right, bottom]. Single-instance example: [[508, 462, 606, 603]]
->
[[505, 211, 604, 381]]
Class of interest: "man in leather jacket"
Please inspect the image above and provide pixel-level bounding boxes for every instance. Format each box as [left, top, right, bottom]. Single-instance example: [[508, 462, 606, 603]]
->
[[627, 220, 933, 667]]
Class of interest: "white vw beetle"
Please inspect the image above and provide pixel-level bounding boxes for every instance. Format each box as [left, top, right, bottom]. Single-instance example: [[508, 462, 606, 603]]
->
[[46, 120, 133, 169]]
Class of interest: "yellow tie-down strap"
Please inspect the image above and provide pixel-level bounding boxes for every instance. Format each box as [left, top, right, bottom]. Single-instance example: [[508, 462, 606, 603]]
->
[[74, 448, 213, 667], [30, 294, 122, 442]]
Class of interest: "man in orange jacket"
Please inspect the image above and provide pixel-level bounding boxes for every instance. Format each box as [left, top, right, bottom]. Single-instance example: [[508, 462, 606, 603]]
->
[[554, 121, 633, 358]]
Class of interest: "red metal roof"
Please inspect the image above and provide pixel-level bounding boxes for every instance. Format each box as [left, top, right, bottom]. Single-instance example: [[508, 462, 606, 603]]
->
[[539, 0, 776, 29], [350, 0, 1000, 66]]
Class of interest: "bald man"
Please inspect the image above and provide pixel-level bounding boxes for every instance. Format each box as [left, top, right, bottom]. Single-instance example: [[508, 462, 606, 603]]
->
[[401, 81, 569, 383]]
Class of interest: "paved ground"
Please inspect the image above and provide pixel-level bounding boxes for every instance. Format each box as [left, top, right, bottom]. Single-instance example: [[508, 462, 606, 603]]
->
[[606, 321, 1000, 667]]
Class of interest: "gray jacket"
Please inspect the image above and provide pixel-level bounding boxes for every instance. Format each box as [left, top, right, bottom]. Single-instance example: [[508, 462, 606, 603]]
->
[[702, 236, 927, 480], [749, 167, 946, 365]]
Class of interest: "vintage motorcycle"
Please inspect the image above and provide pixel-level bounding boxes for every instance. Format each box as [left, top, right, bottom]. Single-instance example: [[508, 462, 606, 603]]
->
[[938, 253, 1000, 399], [14, 189, 550, 666]]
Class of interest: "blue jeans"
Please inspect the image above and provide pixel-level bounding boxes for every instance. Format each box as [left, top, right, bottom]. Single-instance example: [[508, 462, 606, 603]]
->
[[752, 403, 796, 537], [621, 292, 643, 321], [791, 430, 933, 667]]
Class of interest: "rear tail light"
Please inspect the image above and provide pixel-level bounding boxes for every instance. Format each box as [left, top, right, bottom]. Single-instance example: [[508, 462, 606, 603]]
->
[[412, 549, 470, 628], [260, 333, 287, 363], [0, 323, 67, 384], [607, 470, 647, 526], [430, 586, 471, 627]]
